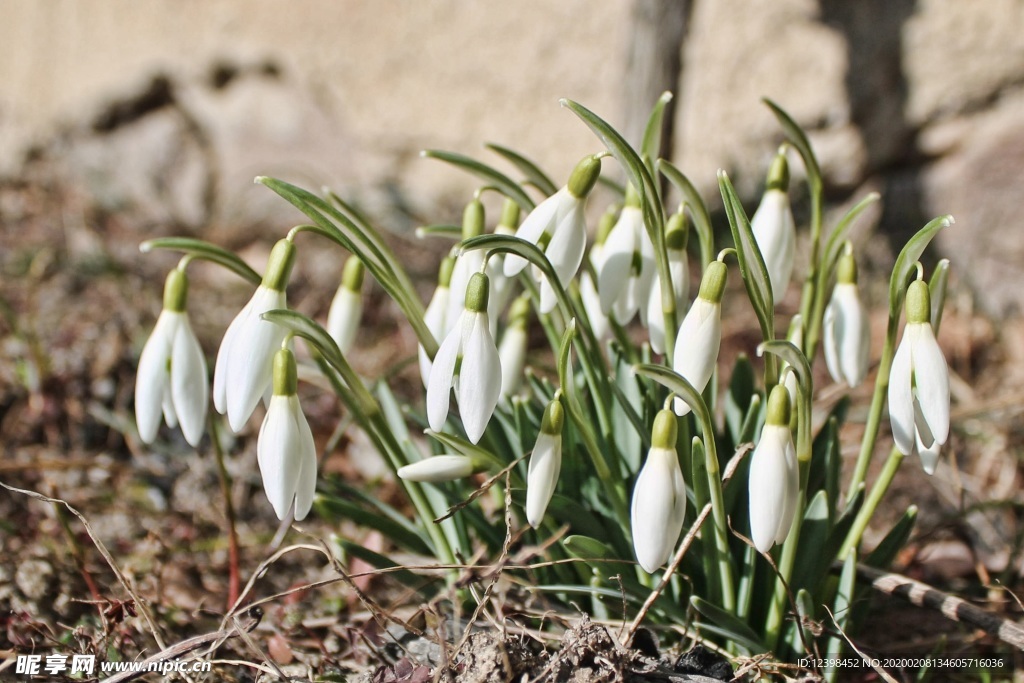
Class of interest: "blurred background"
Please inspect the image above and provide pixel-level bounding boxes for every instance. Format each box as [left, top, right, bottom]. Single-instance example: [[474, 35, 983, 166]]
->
[[2, 0, 1024, 657]]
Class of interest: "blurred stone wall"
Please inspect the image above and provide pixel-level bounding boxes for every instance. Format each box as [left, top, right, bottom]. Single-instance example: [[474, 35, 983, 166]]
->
[[2, 0, 1023, 314]]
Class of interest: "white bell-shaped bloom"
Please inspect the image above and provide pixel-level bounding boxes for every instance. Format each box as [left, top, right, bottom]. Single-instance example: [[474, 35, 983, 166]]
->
[[647, 213, 690, 354], [427, 273, 502, 444], [823, 252, 870, 388], [750, 152, 795, 304], [447, 199, 487, 324], [598, 189, 656, 325], [214, 239, 294, 432], [672, 260, 726, 416], [580, 271, 609, 341], [326, 256, 365, 355], [889, 280, 949, 472], [419, 257, 455, 388], [526, 398, 564, 527], [136, 269, 208, 447], [398, 455, 476, 483], [631, 409, 687, 573], [257, 347, 317, 521], [498, 296, 530, 399], [748, 386, 799, 552], [504, 155, 602, 314]]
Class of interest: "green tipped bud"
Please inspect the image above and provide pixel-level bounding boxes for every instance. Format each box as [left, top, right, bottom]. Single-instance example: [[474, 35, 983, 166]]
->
[[651, 408, 678, 450], [508, 295, 531, 328], [263, 239, 297, 292], [596, 205, 619, 245], [462, 199, 485, 240], [342, 256, 365, 292], [765, 385, 791, 426], [698, 259, 728, 303], [438, 255, 456, 288], [766, 151, 790, 192], [540, 399, 565, 435], [623, 182, 642, 209], [836, 252, 858, 285], [665, 210, 690, 251], [272, 347, 298, 396], [498, 198, 521, 230], [567, 154, 602, 199], [906, 279, 931, 324], [465, 272, 490, 313], [162, 269, 189, 312]]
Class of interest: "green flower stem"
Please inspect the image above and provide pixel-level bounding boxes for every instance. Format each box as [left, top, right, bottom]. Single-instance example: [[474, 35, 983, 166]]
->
[[847, 312, 899, 499], [839, 446, 904, 560], [764, 459, 810, 651], [797, 188, 824, 343]]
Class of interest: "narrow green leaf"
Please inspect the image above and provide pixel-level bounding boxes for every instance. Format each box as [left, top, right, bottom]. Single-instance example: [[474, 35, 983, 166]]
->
[[724, 354, 755, 446], [719, 171, 775, 331], [633, 363, 711, 431], [421, 149, 535, 211], [335, 539, 425, 589], [763, 98, 822, 195], [315, 496, 430, 554], [140, 237, 261, 285], [822, 193, 880, 276], [929, 259, 950, 333], [789, 491, 832, 594], [485, 143, 557, 196], [824, 549, 858, 679], [657, 159, 716, 270], [888, 215, 954, 314], [788, 589, 817, 657], [424, 429, 504, 471], [866, 505, 917, 569], [640, 91, 673, 169], [690, 596, 766, 654]]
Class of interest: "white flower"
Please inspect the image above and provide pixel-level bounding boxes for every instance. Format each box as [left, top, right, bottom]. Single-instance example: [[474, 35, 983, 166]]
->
[[750, 152, 795, 304], [579, 271, 609, 340], [598, 199, 655, 325], [748, 387, 799, 552], [398, 455, 475, 483], [498, 297, 530, 399], [214, 239, 294, 432], [631, 409, 687, 573], [326, 256, 364, 355], [672, 261, 726, 416], [427, 273, 502, 444], [888, 280, 949, 472], [504, 155, 601, 314], [257, 348, 317, 521], [823, 283, 870, 388], [135, 270, 208, 447], [419, 257, 455, 388], [647, 236, 689, 355], [526, 399, 564, 527]]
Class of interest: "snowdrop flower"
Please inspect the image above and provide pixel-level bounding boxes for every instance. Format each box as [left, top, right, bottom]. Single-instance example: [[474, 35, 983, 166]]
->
[[504, 154, 602, 314], [447, 198, 486, 325], [526, 397, 564, 527], [748, 386, 799, 552], [889, 279, 949, 474], [326, 256, 364, 355], [498, 296, 530, 399], [823, 251, 870, 388], [485, 199, 521, 333], [135, 268, 208, 447], [782, 315, 804, 413], [398, 455, 477, 483], [631, 408, 687, 573], [672, 259, 726, 416], [598, 184, 655, 325], [418, 256, 455, 388], [427, 272, 501, 443], [750, 150, 795, 305], [579, 206, 617, 340], [647, 210, 690, 354], [257, 346, 316, 521], [214, 238, 295, 432]]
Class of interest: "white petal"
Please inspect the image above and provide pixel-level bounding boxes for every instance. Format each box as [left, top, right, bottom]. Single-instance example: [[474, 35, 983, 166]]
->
[[631, 448, 684, 572], [910, 323, 949, 446], [580, 272, 609, 340], [504, 191, 563, 276], [774, 438, 799, 545], [751, 190, 796, 302], [419, 286, 450, 388], [257, 395, 302, 520], [397, 455, 475, 482], [748, 425, 793, 552], [888, 328, 916, 455], [823, 298, 842, 385], [498, 325, 527, 399], [171, 316, 209, 447], [671, 299, 722, 416], [327, 287, 362, 355], [458, 313, 502, 443], [647, 281, 667, 354], [291, 401, 318, 521], [597, 210, 638, 314], [135, 311, 177, 443], [537, 273, 558, 314], [915, 426, 941, 475], [213, 294, 255, 414], [162, 385, 178, 429], [526, 433, 562, 527], [545, 202, 587, 290], [226, 287, 287, 432], [426, 311, 465, 432]]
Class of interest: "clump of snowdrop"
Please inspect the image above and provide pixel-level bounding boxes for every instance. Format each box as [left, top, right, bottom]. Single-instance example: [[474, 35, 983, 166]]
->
[[748, 385, 799, 553], [135, 268, 208, 447], [750, 149, 796, 304], [326, 256, 365, 355], [631, 407, 687, 573]]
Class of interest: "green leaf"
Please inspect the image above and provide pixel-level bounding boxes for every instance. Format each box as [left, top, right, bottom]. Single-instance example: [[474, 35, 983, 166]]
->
[[640, 91, 673, 169], [424, 429, 504, 471], [140, 237, 261, 285], [611, 349, 647, 471], [657, 159, 716, 270], [485, 143, 557, 196], [690, 596, 766, 654], [888, 215, 955, 315], [763, 98, 822, 196], [789, 491, 832, 594], [719, 171, 775, 352], [421, 149, 535, 211], [788, 589, 817, 657], [824, 549, 858, 679], [866, 505, 917, 569], [724, 354, 756, 447], [929, 259, 950, 333], [758, 340, 812, 458], [821, 193, 880, 277], [315, 495, 430, 554], [334, 539, 425, 590], [633, 364, 712, 431]]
